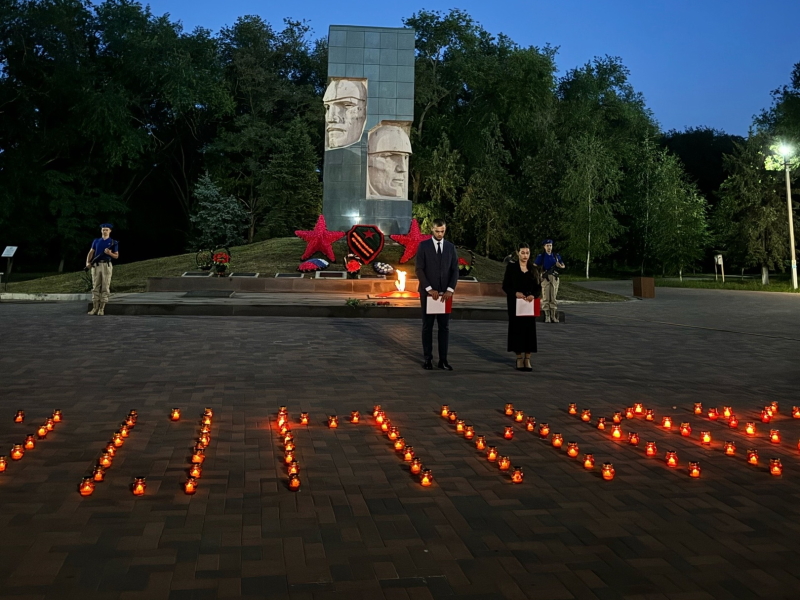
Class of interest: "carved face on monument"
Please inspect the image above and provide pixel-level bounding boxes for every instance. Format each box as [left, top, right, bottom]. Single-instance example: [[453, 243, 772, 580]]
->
[[367, 125, 412, 198], [323, 79, 367, 149]]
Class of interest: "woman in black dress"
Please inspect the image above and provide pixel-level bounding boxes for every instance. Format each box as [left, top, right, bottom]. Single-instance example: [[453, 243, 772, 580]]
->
[[502, 243, 542, 371]]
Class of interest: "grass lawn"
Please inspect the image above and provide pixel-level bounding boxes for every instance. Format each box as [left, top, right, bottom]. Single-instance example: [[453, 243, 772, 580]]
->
[[5, 238, 627, 302], [656, 277, 800, 293]]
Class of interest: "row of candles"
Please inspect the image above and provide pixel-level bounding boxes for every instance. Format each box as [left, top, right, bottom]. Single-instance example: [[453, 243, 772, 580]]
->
[[2, 409, 64, 472], [79, 410, 138, 496], [183, 408, 213, 495], [373, 405, 433, 486], [447, 404, 524, 483], [277, 407, 301, 491], [570, 402, 784, 477]]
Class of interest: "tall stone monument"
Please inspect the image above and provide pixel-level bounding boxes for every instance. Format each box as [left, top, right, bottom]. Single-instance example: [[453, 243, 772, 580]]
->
[[322, 25, 415, 235]]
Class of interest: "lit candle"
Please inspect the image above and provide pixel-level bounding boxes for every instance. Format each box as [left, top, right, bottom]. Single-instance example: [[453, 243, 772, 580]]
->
[[793, 406, 800, 419], [498, 456, 511, 471], [747, 449, 758, 465], [132, 477, 146, 496], [119, 423, 130, 438], [511, 466, 524, 483], [420, 469, 433, 487], [464, 426, 475, 440], [403, 446, 415, 461], [13, 410, 24, 423], [283, 449, 294, 464], [539, 423, 550, 438], [665, 451, 678, 467], [583, 454, 595, 469], [440, 405, 449, 418], [23, 435, 35, 450], [189, 464, 202, 478], [192, 448, 206, 464], [284, 440, 295, 452], [328, 415, 339, 428], [279, 424, 289, 435], [37, 424, 48, 439], [388, 427, 399, 441], [79, 477, 95, 496], [287, 461, 299, 476], [645, 409, 655, 422], [170, 408, 181, 421], [634, 403, 644, 415], [761, 409, 771, 423], [568, 403, 577, 415], [0, 456, 6, 472], [645, 441, 657, 457], [728, 415, 739, 428], [771, 401, 779, 414], [628, 432, 640, 446], [504, 403, 514, 416], [707, 408, 719, 421], [722, 406, 732, 419], [184, 477, 198, 494], [456, 419, 466, 433], [596, 417, 606, 431], [688, 462, 701, 478], [580, 409, 591, 422], [625, 407, 635, 419], [112, 433, 124, 448], [350, 411, 360, 424], [526, 417, 536, 432], [745, 422, 756, 436], [567, 442, 579, 457], [204, 407, 214, 418], [514, 410, 524, 423], [300, 412, 309, 425], [278, 406, 287, 416], [92, 466, 105, 482], [201, 415, 212, 426], [700, 431, 711, 445], [661, 416, 673, 429], [199, 432, 211, 448], [486, 446, 498, 462], [694, 403, 702, 415], [765, 405, 774, 418], [770, 458, 783, 476], [601, 463, 615, 480], [410, 458, 422, 475], [394, 438, 406, 452], [611, 424, 622, 439], [52, 410, 62, 423], [475, 436, 486, 450], [551, 433, 563, 448], [126, 410, 138, 427], [375, 410, 386, 424], [504, 426, 514, 440], [288, 474, 301, 490], [104, 443, 116, 457], [373, 405, 381, 417], [448, 412, 458, 423], [724, 441, 736, 455], [277, 414, 286, 428], [283, 431, 293, 445], [680, 423, 691, 436], [45, 418, 55, 432], [770, 430, 781, 444], [380, 420, 391, 432]]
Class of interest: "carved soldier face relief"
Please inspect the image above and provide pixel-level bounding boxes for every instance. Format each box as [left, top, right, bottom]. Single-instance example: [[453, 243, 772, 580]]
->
[[323, 79, 367, 149], [367, 125, 412, 198]]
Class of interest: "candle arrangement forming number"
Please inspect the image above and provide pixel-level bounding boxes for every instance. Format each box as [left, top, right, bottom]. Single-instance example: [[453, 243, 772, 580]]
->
[[5, 409, 64, 472], [78, 409, 137, 496]]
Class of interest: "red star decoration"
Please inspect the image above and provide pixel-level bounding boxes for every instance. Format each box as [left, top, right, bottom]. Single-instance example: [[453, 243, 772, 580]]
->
[[390, 219, 431, 264], [295, 215, 345, 262]]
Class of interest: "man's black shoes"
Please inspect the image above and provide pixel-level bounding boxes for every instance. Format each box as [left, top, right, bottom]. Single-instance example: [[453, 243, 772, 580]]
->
[[437, 360, 453, 371], [423, 359, 433, 370]]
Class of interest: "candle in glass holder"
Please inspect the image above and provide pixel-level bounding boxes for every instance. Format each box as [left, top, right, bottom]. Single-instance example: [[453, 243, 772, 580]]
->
[[568, 403, 577, 415], [747, 449, 758, 465], [770, 458, 783, 476], [112, 433, 124, 448], [514, 410, 524, 423], [199, 432, 211, 448], [583, 454, 595, 469], [628, 432, 640, 446], [440, 405, 449, 418], [770, 430, 781, 444], [403, 446, 415, 461], [634, 403, 644, 415], [170, 408, 181, 421], [504, 426, 514, 440], [728, 415, 739, 428], [201, 414, 212, 426], [277, 414, 287, 428], [511, 466, 524, 483], [117, 423, 129, 438], [611, 424, 622, 439], [504, 403, 514, 416], [539, 423, 550, 438], [722, 406, 732, 419], [24, 435, 35, 450], [132, 477, 146, 496], [688, 462, 701, 478], [184, 477, 198, 494], [52, 410, 63, 423], [204, 407, 214, 418], [92, 466, 105, 482], [745, 422, 756, 436], [612, 411, 622, 424], [625, 407, 635, 419], [284, 440, 295, 453], [551, 433, 563, 448], [526, 417, 536, 432], [376, 411, 386, 424], [189, 464, 202, 478], [680, 423, 691, 436], [475, 436, 486, 450], [282, 431, 293, 445], [765, 405, 774, 418], [79, 477, 95, 496], [724, 441, 736, 455], [498, 456, 511, 471], [645, 441, 657, 457], [486, 446, 498, 462], [580, 409, 591, 422], [661, 416, 673, 429], [288, 474, 301, 490], [596, 417, 606, 431], [448, 412, 458, 424], [456, 419, 466, 433], [42, 418, 54, 433], [104, 443, 116, 457], [328, 415, 339, 428], [373, 405, 382, 417], [0, 456, 6, 472], [37, 424, 48, 439], [388, 427, 399, 441], [126, 410, 138, 427], [761, 409, 771, 423], [771, 401, 779, 414], [602, 463, 615, 480], [420, 469, 433, 487], [279, 424, 290, 436], [567, 442, 579, 457], [707, 407, 719, 421], [287, 461, 299, 476], [14, 410, 24, 423], [464, 426, 475, 440], [410, 458, 422, 475], [665, 451, 678, 467], [393, 438, 406, 452], [350, 411, 360, 424], [645, 409, 655, 422], [380, 420, 391, 432], [793, 406, 800, 419], [700, 431, 711, 445], [283, 449, 295, 464], [300, 412, 309, 425], [693, 403, 703, 415], [192, 448, 206, 464]]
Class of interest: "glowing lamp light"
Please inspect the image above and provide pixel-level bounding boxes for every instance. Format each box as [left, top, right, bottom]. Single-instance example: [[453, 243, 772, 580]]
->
[[568, 403, 577, 415], [410, 458, 422, 475], [92, 466, 105, 482], [45, 418, 55, 431], [708, 408, 719, 421], [440, 405, 449, 418], [448, 412, 458, 423], [688, 462, 701, 478], [0, 456, 6, 472], [104, 443, 116, 457], [184, 477, 198, 494], [694, 403, 703, 415], [287, 461, 299, 476], [300, 412, 309, 425], [373, 405, 381, 417], [602, 463, 615, 480], [420, 469, 433, 487], [724, 441, 736, 455], [476, 436, 486, 450], [661, 416, 673, 429], [277, 414, 287, 428], [14, 410, 24, 423], [37, 424, 48, 439], [611, 425, 622, 439], [456, 419, 466, 433], [770, 430, 781, 444], [278, 406, 287, 416], [350, 411, 360, 424], [645, 409, 655, 422], [511, 467, 524, 483], [498, 456, 511, 471], [328, 415, 339, 428], [132, 477, 146, 496], [52, 410, 62, 423], [761, 409, 772, 423], [487, 446, 498, 462], [613, 412, 622, 424], [596, 417, 606, 431], [580, 410, 591, 422], [722, 406, 732, 419], [283, 449, 295, 464], [625, 407, 635, 419], [504, 403, 514, 416], [551, 433, 563, 448], [792, 406, 800, 419], [279, 424, 290, 435], [282, 431, 293, 445], [678, 423, 691, 437], [189, 464, 202, 478], [634, 403, 644, 415], [765, 404, 774, 418], [199, 432, 211, 448], [771, 401, 780, 414], [504, 426, 514, 440], [403, 446, 415, 461], [79, 477, 95, 496], [665, 451, 679, 467], [645, 441, 657, 457], [170, 408, 181, 421], [464, 426, 475, 440], [284, 440, 295, 453], [388, 427, 399, 441], [526, 417, 536, 432], [192, 448, 206, 464], [375, 411, 386, 424], [567, 442, 579, 457], [119, 423, 130, 438], [394, 438, 406, 452], [700, 431, 711, 445], [539, 423, 550, 438], [288, 474, 301, 490], [729, 415, 739, 428], [747, 449, 758, 465], [770, 458, 783, 476], [583, 454, 595, 469], [203, 407, 214, 418], [628, 432, 640, 446], [24, 435, 35, 450], [201, 415, 212, 426], [112, 433, 124, 448], [126, 410, 138, 427], [745, 422, 756, 436], [380, 419, 391, 433], [514, 410, 525, 423]]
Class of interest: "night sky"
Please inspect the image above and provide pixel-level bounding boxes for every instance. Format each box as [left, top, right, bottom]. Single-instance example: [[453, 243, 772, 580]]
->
[[139, 0, 800, 136]]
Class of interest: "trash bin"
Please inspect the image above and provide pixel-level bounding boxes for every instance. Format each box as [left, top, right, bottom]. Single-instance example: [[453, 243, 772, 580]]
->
[[632, 277, 655, 298]]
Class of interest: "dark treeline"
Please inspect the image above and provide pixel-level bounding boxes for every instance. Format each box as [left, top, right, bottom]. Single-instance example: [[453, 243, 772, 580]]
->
[[1, 2, 798, 277]]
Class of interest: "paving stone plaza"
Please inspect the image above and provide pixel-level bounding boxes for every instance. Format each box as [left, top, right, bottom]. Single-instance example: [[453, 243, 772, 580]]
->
[[1, 284, 800, 599]]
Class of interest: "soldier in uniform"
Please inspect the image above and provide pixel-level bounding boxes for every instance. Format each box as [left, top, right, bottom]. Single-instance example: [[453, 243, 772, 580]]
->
[[86, 223, 118, 315], [533, 239, 564, 323]]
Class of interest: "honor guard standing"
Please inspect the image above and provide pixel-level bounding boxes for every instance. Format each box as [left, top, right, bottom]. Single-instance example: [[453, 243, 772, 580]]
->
[[86, 223, 118, 315], [533, 239, 564, 323]]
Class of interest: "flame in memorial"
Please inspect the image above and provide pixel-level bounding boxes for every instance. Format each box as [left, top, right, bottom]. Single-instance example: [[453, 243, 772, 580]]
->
[[395, 270, 407, 292]]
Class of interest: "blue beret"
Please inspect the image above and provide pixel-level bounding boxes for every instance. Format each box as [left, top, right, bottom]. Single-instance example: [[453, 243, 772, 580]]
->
[[542, 239, 553, 245], [100, 223, 114, 229]]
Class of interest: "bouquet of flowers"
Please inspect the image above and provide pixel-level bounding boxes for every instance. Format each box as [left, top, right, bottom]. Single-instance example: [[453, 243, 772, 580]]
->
[[458, 257, 473, 277], [212, 251, 231, 275]]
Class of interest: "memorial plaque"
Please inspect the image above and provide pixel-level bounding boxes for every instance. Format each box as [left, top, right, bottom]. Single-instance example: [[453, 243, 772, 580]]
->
[[229, 272, 259, 277], [181, 272, 212, 277], [275, 273, 304, 278], [315, 271, 348, 279]]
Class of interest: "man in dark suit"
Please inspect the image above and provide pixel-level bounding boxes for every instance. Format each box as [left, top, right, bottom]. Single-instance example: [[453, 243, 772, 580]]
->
[[415, 219, 459, 370]]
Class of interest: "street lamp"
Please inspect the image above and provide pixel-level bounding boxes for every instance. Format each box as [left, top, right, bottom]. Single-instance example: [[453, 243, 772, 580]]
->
[[779, 145, 798, 289]]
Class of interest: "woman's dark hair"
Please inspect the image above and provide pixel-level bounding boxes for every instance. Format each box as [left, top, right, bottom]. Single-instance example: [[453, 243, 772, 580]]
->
[[517, 242, 530, 251]]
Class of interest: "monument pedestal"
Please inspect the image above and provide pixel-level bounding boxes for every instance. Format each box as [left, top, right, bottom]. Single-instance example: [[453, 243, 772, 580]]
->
[[325, 198, 411, 235]]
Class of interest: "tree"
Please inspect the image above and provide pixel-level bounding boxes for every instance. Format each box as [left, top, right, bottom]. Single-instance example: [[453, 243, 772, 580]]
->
[[188, 174, 248, 250], [413, 133, 464, 230]]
